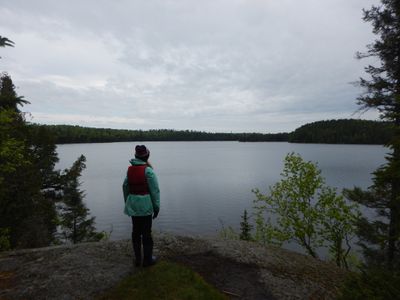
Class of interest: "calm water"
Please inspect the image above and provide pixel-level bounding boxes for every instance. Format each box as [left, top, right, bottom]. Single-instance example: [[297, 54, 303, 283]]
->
[[56, 142, 386, 246]]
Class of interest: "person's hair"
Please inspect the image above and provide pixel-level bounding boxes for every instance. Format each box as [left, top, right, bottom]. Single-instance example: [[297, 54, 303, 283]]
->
[[135, 154, 149, 162]]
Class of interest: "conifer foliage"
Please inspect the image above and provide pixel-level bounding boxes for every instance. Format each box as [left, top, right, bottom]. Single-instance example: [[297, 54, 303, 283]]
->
[[0, 45, 103, 248], [0, 36, 14, 48], [0, 36, 14, 60], [345, 0, 400, 269], [0, 73, 57, 248], [59, 155, 104, 244], [239, 209, 253, 241]]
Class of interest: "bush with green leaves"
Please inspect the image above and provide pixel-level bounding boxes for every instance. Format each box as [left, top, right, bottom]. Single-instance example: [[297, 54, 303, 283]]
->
[[253, 153, 360, 267]]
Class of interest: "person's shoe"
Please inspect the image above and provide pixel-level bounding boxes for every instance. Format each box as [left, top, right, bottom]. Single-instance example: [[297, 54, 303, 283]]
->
[[142, 256, 157, 267]]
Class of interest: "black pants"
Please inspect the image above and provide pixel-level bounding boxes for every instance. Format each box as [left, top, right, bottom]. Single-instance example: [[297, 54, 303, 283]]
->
[[131, 215, 153, 263]]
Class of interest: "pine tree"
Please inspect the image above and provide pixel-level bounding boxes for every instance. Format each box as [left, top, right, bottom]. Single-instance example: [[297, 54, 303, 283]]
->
[[1, 40, 100, 249], [59, 155, 104, 244], [0, 73, 57, 248], [345, 0, 400, 269], [240, 209, 253, 241], [0, 73, 29, 112]]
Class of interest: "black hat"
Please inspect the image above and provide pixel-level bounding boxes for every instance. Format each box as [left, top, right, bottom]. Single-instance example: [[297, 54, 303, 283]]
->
[[135, 145, 150, 158]]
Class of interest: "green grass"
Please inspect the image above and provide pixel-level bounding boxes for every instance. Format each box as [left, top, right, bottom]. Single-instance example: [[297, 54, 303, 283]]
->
[[97, 261, 227, 300]]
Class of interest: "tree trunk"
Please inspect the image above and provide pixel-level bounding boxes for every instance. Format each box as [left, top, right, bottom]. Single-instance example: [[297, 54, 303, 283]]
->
[[300, 237, 318, 258]]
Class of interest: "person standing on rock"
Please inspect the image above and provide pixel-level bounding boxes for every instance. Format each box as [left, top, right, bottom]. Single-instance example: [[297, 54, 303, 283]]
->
[[123, 145, 160, 267]]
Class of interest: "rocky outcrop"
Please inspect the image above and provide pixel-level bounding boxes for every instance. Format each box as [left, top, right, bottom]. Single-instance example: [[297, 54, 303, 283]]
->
[[0, 234, 347, 299]]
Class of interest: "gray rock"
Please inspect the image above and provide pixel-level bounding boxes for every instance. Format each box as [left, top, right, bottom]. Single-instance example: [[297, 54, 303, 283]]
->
[[0, 234, 347, 299]]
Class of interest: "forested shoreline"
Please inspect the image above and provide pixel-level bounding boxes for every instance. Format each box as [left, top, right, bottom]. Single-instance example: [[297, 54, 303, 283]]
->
[[31, 119, 392, 145], [31, 124, 290, 143], [289, 119, 392, 144]]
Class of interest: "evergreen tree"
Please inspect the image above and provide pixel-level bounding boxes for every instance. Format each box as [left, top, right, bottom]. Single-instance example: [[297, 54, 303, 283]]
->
[[59, 155, 104, 244], [1, 39, 101, 249], [0, 73, 30, 112], [239, 209, 253, 241], [0, 73, 57, 248], [345, 0, 400, 269]]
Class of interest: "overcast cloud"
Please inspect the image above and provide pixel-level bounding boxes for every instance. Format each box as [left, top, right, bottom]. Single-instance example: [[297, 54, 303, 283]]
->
[[0, 0, 380, 132]]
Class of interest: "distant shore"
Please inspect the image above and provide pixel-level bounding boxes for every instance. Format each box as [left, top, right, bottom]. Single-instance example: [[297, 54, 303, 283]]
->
[[31, 119, 390, 145]]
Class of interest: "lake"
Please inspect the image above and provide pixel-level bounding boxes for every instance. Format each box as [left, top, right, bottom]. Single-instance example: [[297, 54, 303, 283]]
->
[[56, 141, 386, 251]]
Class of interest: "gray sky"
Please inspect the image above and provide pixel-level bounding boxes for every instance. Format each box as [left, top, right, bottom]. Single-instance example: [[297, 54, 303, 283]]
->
[[0, 0, 380, 133]]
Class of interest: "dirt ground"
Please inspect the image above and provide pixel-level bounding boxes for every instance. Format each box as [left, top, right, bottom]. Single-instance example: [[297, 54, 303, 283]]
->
[[169, 252, 275, 299]]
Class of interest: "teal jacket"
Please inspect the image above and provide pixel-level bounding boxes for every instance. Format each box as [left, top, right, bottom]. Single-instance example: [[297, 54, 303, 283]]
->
[[123, 159, 160, 217]]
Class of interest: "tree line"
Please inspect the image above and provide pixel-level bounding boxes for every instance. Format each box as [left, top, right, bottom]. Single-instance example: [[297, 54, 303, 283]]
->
[[30, 124, 290, 143], [289, 119, 392, 144], [32, 119, 391, 145]]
